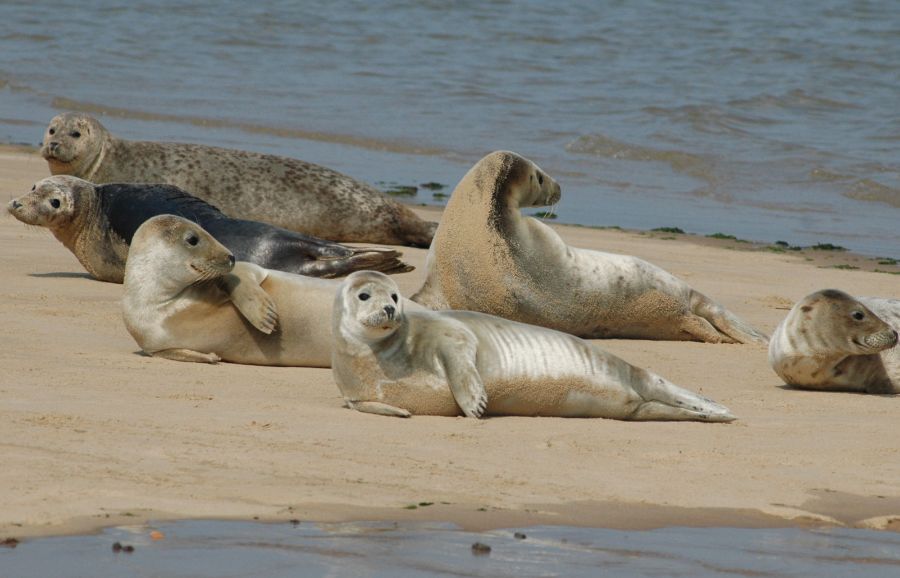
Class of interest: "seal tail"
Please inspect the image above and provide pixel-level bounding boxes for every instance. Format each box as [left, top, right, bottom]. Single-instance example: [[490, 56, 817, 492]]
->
[[400, 219, 438, 249], [630, 371, 736, 422], [311, 248, 414, 278], [691, 291, 769, 345]]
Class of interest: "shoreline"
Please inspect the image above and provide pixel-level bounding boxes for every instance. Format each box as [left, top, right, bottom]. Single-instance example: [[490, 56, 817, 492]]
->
[[2, 146, 899, 542]]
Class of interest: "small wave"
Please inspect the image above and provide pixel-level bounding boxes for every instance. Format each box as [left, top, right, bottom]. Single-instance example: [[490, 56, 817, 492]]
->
[[729, 89, 861, 112], [844, 178, 900, 208], [565, 133, 715, 179], [643, 104, 779, 136], [50, 96, 452, 157]]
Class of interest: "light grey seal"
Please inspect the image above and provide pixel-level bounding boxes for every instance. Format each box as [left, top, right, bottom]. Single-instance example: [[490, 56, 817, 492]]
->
[[40, 112, 437, 247], [413, 151, 768, 344], [769, 289, 899, 393], [331, 271, 737, 421], [122, 215, 337, 366]]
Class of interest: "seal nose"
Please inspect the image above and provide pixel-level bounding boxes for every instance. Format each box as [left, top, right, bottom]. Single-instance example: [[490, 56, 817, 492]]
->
[[227, 254, 235, 266], [48, 141, 59, 151], [384, 305, 396, 320], [8, 199, 21, 211]]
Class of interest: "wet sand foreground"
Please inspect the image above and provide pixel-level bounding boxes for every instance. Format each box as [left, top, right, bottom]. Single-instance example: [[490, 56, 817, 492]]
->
[[1, 147, 899, 540]]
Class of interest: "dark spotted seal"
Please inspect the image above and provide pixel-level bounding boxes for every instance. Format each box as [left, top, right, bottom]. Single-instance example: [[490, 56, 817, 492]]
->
[[8, 176, 412, 283], [40, 112, 437, 247]]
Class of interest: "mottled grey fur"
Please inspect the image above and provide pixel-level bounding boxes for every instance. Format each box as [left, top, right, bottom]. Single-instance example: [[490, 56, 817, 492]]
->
[[41, 112, 437, 247]]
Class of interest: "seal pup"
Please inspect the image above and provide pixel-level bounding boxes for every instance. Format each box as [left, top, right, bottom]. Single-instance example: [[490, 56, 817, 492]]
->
[[769, 289, 899, 393], [332, 271, 736, 421], [40, 112, 437, 247], [412, 151, 767, 344], [8, 176, 412, 283], [122, 215, 337, 366]]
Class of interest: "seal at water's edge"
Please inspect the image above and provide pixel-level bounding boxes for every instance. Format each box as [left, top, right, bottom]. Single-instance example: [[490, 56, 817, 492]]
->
[[8, 176, 413, 283], [40, 112, 437, 247], [332, 271, 736, 421], [769, 289, 899, 393], [122, 215, 338, 366], [412, 151, 768, 344]]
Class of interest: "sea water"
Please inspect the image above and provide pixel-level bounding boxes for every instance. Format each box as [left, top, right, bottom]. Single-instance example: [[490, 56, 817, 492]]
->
[[2, 520, 900, 577], [1, 0, 898, 255]]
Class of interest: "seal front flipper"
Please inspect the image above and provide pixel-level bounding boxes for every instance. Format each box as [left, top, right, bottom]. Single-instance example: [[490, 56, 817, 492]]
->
[[219, 262, 279, 334], [152, 348, 221, 364], [345, 400, 411, 418], [436, 328, 488, 418]]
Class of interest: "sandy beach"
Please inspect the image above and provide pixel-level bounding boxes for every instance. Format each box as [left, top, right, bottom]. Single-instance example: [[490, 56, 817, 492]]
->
[[1, 146, 898, 540]]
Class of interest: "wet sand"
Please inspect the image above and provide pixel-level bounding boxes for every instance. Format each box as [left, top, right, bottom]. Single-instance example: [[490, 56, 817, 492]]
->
[[1, 146, 899, 540]]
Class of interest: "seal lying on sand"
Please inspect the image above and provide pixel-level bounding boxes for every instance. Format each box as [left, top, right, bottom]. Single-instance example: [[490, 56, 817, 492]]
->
[[40, 112, 437, 247], [769, 289, 899, 393], [8, 175, 412, 283], [413, 151, 767, 344], [332, 271, 736, 421], [122, 215, 337, 366]]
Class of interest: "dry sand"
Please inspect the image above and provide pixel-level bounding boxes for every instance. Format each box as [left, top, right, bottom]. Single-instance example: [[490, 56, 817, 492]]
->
[[1, 147, 898, 539]]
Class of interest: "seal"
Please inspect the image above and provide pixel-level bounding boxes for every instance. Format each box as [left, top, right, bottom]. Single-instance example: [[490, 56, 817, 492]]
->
[[332, 271, 737, 421], [413, 151, 768, 344], [122, 214, 338, 366], [40, 112, 437, 247], [8, 175, 412, 283], [768, 289, 899, 393]]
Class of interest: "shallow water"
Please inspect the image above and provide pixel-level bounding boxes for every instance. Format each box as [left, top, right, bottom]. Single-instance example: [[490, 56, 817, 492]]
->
[[1, 0, 898, 255], [2, 520, 900, 577]]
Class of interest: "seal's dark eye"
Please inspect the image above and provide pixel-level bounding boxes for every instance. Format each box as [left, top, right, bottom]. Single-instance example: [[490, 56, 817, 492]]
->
[[358, 292, 370, 301], [50, 198, 60, 209], [31, 185, 35, 191], [852, 311, 865, 321], [70, 131, 81, 138], [187, 235, 199, 246], [391, 293, 398, 303], [537, 173, 544, 185], [48, 128, 55, 136]]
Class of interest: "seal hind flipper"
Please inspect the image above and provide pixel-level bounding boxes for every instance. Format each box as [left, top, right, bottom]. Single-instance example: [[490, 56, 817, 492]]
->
[[691, 291, 769, 345], [628, 371, 736, 422], [299, 248, 414, 278]]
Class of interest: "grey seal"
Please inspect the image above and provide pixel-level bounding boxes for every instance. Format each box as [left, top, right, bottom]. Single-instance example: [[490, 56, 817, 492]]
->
[[40, 112, 437, 247]]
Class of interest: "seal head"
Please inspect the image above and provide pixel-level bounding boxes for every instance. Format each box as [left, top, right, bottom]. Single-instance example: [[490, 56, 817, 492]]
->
[[338, 271, 403, 342], [41, 113, 110, 180]]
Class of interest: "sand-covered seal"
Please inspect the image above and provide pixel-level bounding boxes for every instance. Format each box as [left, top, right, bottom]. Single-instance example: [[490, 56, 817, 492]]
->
[[769, 289, 899, 393], [413, 151, 767, 344], [122, 215, 340, 366], [8, 175, 412, 283], [331, 271, 736, 421], [40, 112, 437, 247]]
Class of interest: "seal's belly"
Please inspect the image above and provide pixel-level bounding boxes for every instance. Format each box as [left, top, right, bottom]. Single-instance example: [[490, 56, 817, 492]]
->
[[372, 370, 461, 416]]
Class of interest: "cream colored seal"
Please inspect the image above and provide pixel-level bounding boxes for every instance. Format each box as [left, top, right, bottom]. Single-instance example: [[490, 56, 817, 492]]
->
[[413, 150, 767, 344], [769, 289, 899, 393], [331, 271, 736, 421], [41, 112, 437, 247], [122, 215, 337, 366]]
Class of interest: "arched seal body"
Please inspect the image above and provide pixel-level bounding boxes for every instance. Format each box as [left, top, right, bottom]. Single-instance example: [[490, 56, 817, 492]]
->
[[769, 289, 899, 393], [412, 151, 767, 344], [332, 271, 736, 421], [122, 215, 337, 366], [40, 112, 437, 247], [8, 175, 412, 283]]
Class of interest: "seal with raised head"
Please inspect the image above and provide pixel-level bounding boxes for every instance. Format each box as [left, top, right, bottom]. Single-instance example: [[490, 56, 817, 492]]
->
[[122, 215, 338, 366], [332, 271, 736, 421], [769, 289, 899, 393], [40, 112, 437, 247], [8, 175, 412, 283], [412, 151, 767, 344]]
